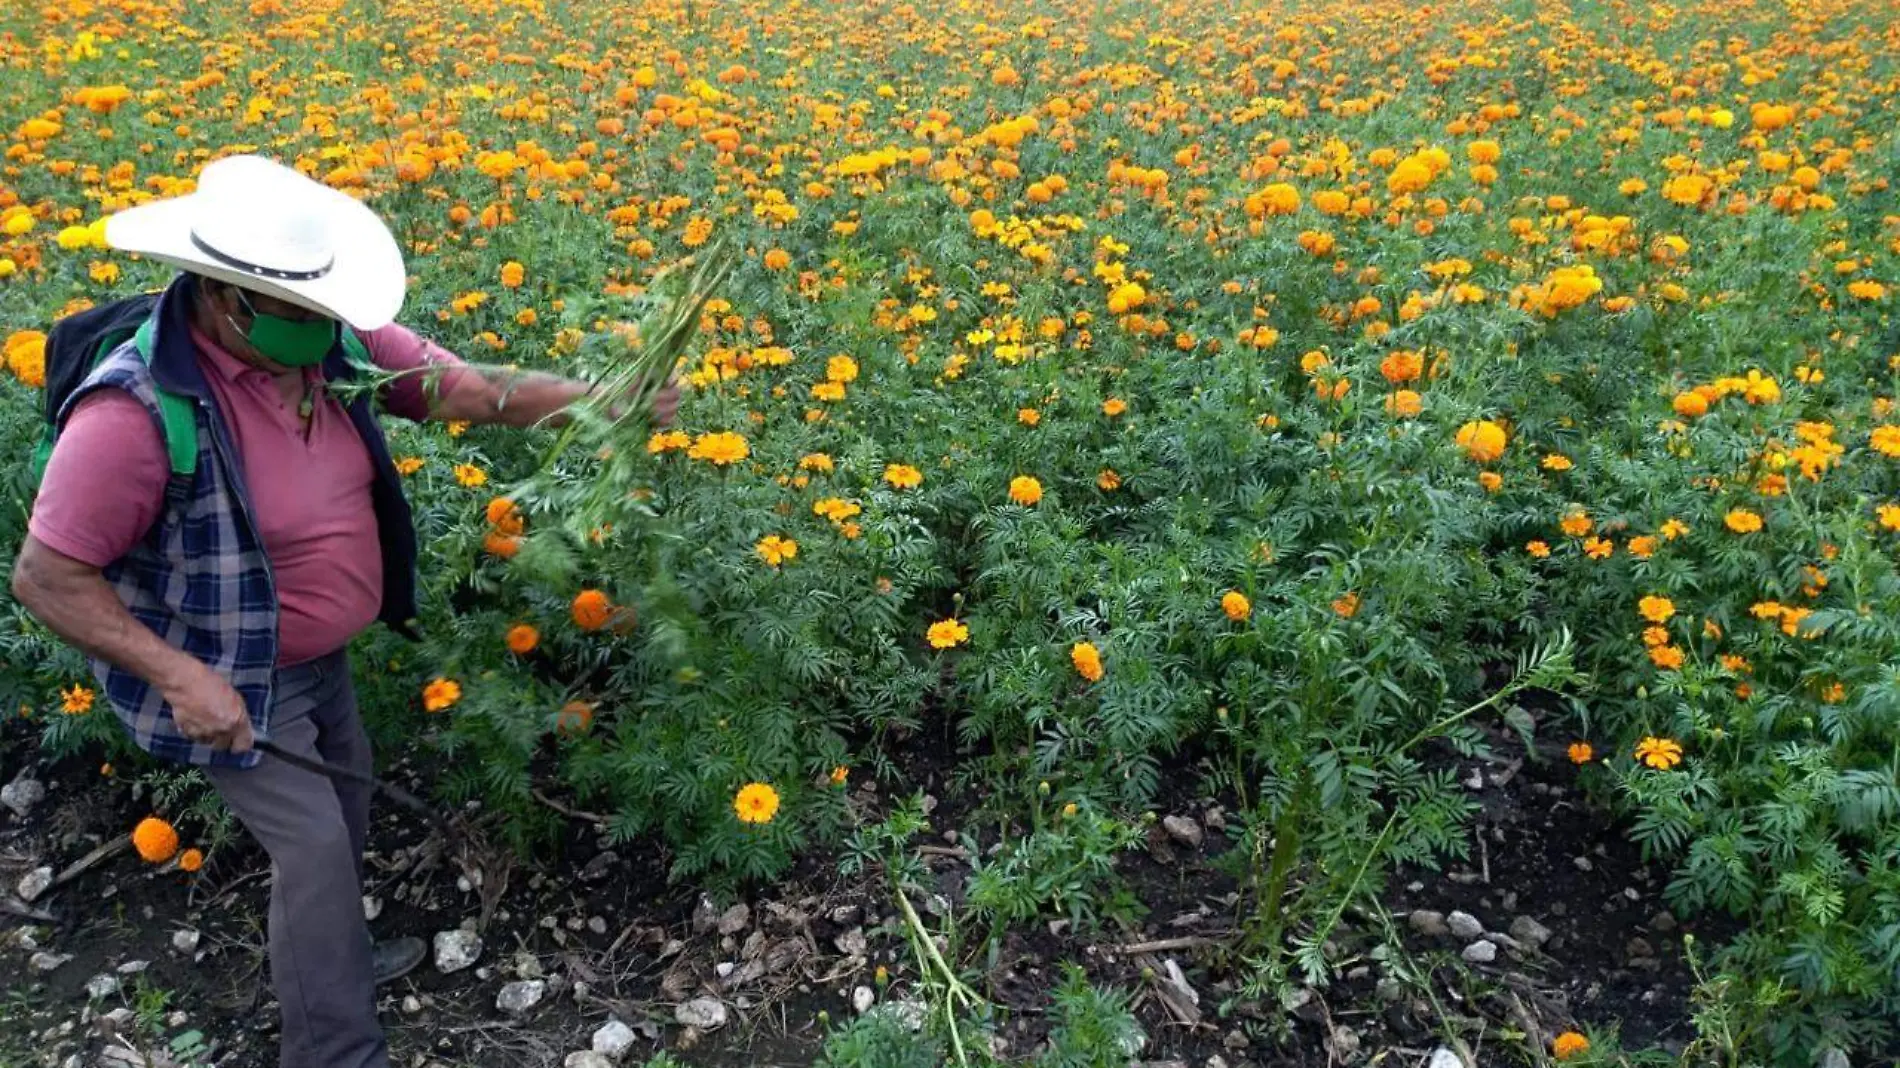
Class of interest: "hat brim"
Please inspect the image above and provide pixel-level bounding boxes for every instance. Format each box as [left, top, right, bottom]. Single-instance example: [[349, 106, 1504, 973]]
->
[[104, 181, 406, 331]]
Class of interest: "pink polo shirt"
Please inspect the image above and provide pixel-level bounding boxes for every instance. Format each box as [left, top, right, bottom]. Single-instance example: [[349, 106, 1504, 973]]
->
[[29, 324, 467, 666]]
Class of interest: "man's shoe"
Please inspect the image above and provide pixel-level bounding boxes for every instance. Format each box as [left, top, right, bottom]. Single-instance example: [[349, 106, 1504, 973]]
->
[[372, 936, 428, 985]]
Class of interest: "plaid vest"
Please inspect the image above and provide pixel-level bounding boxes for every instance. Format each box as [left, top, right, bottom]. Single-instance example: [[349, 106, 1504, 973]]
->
[[57, 276, 420, 768]]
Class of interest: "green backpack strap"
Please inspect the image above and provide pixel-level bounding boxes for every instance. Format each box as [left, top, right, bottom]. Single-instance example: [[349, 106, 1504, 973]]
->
[[132, 318, 199, 479]]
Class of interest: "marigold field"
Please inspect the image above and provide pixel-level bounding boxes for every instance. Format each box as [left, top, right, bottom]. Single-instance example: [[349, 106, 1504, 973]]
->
[[2, 0, 1899, 1064]]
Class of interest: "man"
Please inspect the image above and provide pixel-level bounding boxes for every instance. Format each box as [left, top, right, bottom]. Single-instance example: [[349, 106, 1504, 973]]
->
[[9, 155, 675, 1068]]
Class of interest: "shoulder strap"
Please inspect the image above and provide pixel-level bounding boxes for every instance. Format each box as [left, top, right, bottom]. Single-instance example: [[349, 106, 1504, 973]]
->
[[132, 319, 199, 478]]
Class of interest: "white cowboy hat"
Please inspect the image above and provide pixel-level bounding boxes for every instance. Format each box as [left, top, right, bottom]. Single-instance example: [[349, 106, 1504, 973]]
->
[[104, 154, 406, 330]]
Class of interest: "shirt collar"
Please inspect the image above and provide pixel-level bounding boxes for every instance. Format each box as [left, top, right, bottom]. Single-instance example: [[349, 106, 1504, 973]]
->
[[189, 322, 276, 384]]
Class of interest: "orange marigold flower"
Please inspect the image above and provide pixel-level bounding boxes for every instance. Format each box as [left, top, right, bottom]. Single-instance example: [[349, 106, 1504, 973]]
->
[[1638, 595, 1676, 623], [1583, 537, 1613, 559], [422, 677, 462, 712], [572, 589, 613, 631], [486, 497, 524, 535], [499, 261, 525, 288], [1071, 641, 1104, 682], [1672, 391, 1709, 419], [1635, 736, 1684, 769], [505, 623, 539, 655], [1567, 742, 1594, 765], [132, 817, 180, 864], [1526, 540, 1551, 557], [1096, 469, 1122, 491], [1724, 508, 1763, 533], [177, 848, 204, 873], [1009, 476, 1044, 506], [734, 782, 780, 824], [1332, 591, 1360, 618], [1221, 591, 1252, 621], [1553, 1032, 1590, 1060], [1102, 397, 1128, 417], [688, 431, 751, 465], [556, 700, 594, 737]]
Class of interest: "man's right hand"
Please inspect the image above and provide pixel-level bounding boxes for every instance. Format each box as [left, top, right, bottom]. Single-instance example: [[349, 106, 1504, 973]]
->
[[161, 660, 255, 752]]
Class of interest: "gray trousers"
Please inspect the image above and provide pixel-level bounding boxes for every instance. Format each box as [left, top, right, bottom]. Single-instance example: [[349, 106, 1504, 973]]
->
[[205, 650, 388, 1068]]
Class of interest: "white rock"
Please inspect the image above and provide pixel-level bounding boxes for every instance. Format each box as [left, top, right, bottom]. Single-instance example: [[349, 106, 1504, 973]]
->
[[84, 974, 121, 999], [852, 986, 875, 1015], [1428, 1048, 1468, 1068], [362, 896, 382, 922], [1461, 940, 1498, 964], [1, 779, 46, 818], [16, 866, 53, 902], [1447, 911, 1484, 940], [29, 951, 71, 973], [432, 929, 483, 974], [171, 929, 200, 955], [717, 903, 751, 935], [675, 996, 728, 1031], [496, 979, 546, 1017], [564, 1054, 614, 1068], [834, 927, 868, 957], [401, 995, 423, 1015], [115, 960, 149, 975], [1818, 1049, 1850, 1068], [590, 1019, 638, 1062]]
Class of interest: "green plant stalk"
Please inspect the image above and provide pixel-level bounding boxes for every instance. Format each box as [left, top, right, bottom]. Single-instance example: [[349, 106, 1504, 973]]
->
[[895, 885, 981, 1067], [1251, 766, 1314, 951]]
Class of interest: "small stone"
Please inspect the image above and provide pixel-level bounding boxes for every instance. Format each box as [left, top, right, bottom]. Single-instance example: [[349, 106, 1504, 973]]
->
[[1447, 911, 1484, 940], [1649, 911, 1679, 933], [1573, 856, 1595, 872], [1428, 1048, 1468, 1068], [692, 895, 719, 934], [714, 962, 735, 979], [165, 1011, 187, 1028], [16, 866, 53, 902], [1, 778, 46, 818], [1626, 936, 1656, 960], [587, 916, 608, 936], [401, 995, 423, 1015], [852, 986, 875, 1015], [496, 980, 546, 1017], [1329, 1025, 1361, 1061], [834, 927, 868, 958], [362, 896, 382, 922], [1461, 940, 1498, 964], [1282, 986, 1325, 1023], [579, 851, 618, 882], [1508, 916, 1552, 948], [591, 1019, 638, 1062], [1375, 977, 1403, 1002], [1462, 768, 1484, 790], [29, 951, 71, 973], [115, 960, 149, 975], [1161, 815, 1204, 849], [564, 1054, 613, 1068], [432, 929, 483, 974], [675, 997, 728, 1031], [717, 903, 751, 935], [829, 904, 861, 925], [1817, 1048, 1850, 1068], [85, 974, 121, 999], [1222, 1029, 1250, 1051], [1205, 1058, 1229, 1068], [1409, 910, 1450, 938], [94, 1007, 135, 1035]]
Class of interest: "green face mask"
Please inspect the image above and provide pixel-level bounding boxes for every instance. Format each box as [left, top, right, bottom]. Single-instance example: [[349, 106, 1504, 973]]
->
[[229, 288, 337, 368]]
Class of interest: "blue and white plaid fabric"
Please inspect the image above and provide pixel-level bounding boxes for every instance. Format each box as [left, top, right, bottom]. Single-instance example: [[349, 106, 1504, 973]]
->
[[64, 338, 279, 769]]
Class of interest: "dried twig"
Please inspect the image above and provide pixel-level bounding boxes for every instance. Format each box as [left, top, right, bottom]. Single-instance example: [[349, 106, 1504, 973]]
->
[[1115, 934, 1226, 955], [50, 836, 130, 890], [533, 788, 609, 826]]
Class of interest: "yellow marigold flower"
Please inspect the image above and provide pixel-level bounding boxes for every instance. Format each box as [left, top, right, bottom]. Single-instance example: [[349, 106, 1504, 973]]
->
[[1478, 471, 1503, 493], [1096, 469, 1122, 491], [394, 456, 424, 476], [499, 261, 525, 288], [883, 464, 923, 489], [798, 452, 835, 473], [1560, 510, 1593, 537], [1583, 537, 1613, 559], [1018, 407, 1041, 426], [1628, 535, 1658, 558], [688, 431, 750, 465], [1660, 518, 1689, 540], [927, 618, 969, 649], [1102, 397, 1128, 417], [1070, 641, 1103, 682], [1724, 508, 1763, 533], [1878, 504, 1900, 531], [1635, 736, 1684, 769], [813, 497, 862, 523], [826, 355, 859, 383], [647, 430, 690, 454], [453, 463, 487, 488], [1542, 454, 1573, 471], [1553, 1032, 1590, 1060], [1567, 742, 1594, 765], [1386, 390, 1423, 418], [422, 677, 462, 712], [131, 818, 179, 864], [1009, 476, 1044, 506], [1526, 540, 1551, 558], [1638, 595, 1676, 623], [756, 534, 798, 567], [1870, 426, 1900, 457], [734, 782, 780, 824], [1455, 420, 1507, 463]]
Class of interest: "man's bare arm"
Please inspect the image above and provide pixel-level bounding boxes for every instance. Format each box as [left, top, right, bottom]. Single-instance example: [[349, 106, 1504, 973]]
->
[[11, 535, 252, 751], [418, 364, 681, 429]]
